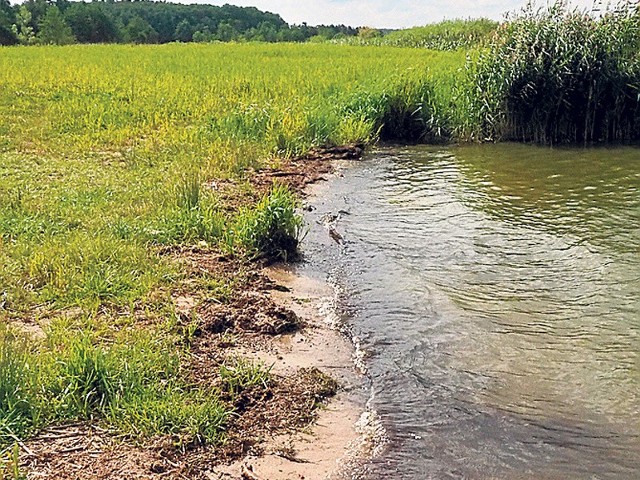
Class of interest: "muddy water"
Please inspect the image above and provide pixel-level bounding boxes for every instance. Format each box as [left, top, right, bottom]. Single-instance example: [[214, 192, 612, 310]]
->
[[300, 144, 640, 479]]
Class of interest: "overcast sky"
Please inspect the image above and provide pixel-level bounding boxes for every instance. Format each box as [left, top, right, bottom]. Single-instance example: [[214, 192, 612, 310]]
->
[[188, 0, 601, 29]]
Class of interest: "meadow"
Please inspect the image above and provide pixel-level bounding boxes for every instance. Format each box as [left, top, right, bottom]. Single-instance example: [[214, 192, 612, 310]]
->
[[0, 42, 465, 456]]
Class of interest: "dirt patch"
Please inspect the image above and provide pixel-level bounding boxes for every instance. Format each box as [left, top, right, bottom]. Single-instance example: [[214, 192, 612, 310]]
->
[[211, 144, 364, 210], [198, 292, 301, 335], [253, 144, 365, 196]]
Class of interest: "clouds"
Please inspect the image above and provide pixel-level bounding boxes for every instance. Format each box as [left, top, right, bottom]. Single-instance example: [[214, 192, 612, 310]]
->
[[189, 0, 600, 28]]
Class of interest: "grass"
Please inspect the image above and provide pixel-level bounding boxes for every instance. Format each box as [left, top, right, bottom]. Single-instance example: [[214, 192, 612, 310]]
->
[[0, 43, 464, 313], [0, 42, 464, 452], [230, 184, 305, 261], [0, 318, 230, 447], [219, 357, 272, 397]]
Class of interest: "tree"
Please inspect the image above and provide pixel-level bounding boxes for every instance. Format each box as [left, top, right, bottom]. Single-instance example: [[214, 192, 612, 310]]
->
[[0, 12, 17, 46], [11, 5, 36, 45], [357, 27, 382, 39], [215, 21, 237, 42], [38, 6, 75, 45], [123, 15, 158, 43], [174, 18, 193, 42], [192, 26, 213, 43], [22, 0, 48, 34], [252, 21, 277, 42], [0, 0, 17, 45], [64, 3, 120, 43]]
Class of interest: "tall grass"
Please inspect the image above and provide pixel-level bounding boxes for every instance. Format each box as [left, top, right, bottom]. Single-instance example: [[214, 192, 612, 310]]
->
[[342, 74, 450, 142], [0, 44, 463, 312], [341, 19, 498, 51], [465, 1, 640, 144], [230, 185, 304, 261], [0, 321, 231, 448]]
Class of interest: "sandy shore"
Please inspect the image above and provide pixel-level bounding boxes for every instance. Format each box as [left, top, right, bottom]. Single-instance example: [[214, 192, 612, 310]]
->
[[211, 265, 368, 479], [213, 160, 384, 479]]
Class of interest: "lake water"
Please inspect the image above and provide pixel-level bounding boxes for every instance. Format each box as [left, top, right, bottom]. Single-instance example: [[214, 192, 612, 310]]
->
[[301, 144, 640, 479]]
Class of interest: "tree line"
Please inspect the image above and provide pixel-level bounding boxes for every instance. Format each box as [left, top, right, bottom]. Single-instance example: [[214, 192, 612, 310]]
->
[[0, 0, 360, 46]]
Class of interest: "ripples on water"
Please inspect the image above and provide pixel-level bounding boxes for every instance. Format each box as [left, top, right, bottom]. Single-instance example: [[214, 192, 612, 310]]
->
[[302, 144, 640, 479]]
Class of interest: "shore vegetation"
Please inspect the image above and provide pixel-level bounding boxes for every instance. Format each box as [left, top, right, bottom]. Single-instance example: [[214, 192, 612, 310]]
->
[[465, 1, 640, 143], [0, 41, 462, 465]]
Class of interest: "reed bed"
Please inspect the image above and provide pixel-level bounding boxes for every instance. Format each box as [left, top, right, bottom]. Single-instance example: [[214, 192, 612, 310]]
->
[[339, 19, 498, 51], [465, 1, 640, 144]]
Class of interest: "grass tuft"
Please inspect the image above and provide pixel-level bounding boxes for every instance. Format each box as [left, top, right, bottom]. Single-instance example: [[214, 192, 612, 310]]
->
[[230, 185, 304, 261]]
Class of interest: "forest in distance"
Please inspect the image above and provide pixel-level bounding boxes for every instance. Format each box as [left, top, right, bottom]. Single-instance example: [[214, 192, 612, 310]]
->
[[0, 0, 502, 46], [0, 0, 395, 45]]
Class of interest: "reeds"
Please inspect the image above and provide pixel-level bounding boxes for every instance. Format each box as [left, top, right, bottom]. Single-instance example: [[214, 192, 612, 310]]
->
[[466, 1, 640, 144], [342, 19, 498, 51]]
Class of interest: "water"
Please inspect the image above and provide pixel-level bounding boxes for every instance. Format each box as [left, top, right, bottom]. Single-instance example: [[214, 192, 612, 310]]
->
[[301, 144, 640, 479]]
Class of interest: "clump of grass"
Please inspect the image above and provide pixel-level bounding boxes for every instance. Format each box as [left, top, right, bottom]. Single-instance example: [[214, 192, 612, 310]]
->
[[0, 444, 24, 480], [219, 357, 272, 397], [343, 74, 450, 142], [0, 322, 231, 449], [465, 1, 640, 144], [151, 172, 225, 245], [24, 232, 168, 310], [230, 184, 304, 261], [108, 388, 229, 447], [0, 328, 38, 443]]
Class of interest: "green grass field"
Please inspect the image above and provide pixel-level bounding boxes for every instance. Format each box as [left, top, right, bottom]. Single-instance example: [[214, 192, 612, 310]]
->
[[0, 42, 465, 451]]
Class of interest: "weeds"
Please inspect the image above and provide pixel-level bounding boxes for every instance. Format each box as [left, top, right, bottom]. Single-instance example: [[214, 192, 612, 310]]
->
[[0, 444, 24, 480], [0, 328, 37, 443], [219, 357, 272, 396]]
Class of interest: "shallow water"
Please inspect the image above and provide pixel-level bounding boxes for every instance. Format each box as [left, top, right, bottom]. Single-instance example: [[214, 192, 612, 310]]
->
[[301, 144, 640, 479]]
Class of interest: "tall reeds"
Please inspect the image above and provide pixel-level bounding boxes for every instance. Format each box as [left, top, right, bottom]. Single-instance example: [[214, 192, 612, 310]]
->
[[466, 1, 640, 144]]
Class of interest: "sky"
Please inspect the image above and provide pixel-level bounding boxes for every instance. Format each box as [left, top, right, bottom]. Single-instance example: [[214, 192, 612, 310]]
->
[[189, 0, 601, 29]]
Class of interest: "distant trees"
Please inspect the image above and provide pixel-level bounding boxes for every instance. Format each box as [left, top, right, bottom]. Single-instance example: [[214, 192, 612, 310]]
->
[[174, 19, 193, 42], [216, 21, 238, 42], [2, 0, 360, 46], [64, 2, 119, 43], [0, 0, 17, 45], [38, 6, 75, 45], [123, 15, 157, 44], [357, 27, 382, 39]]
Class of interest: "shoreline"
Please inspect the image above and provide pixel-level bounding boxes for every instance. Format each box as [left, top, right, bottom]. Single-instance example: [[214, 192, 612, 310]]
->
[[18, 147, 378, 480], [212, 155, 381, 479], [214, 264, 367, 479]]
